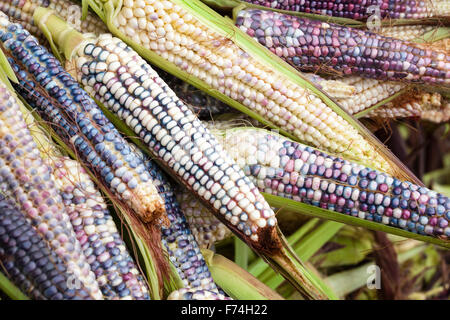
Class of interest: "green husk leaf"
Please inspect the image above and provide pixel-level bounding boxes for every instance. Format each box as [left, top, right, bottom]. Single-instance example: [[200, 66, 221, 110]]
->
[[413, 27, 450, 43], [265, 230, 339, 299], [0, 272, 30, 300], [310, 226, 373, 268], [325, 244, 427, 297], [201, 249, 284, 300], [234, 236, 250, 269], [80, 0, 423, 185], [264, 193, 450, 249], [260, 221, 343, 289], [0, 46, 18, 90]]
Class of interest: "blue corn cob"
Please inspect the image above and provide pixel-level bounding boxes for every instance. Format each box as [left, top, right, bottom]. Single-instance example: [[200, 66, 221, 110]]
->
[[0, 193, 94, 300], [52, 157, 150, 300], [132, 146, 221, 293], [0, 15, 167, 226], [0, 81, 102, 299], [218, 127, 450, 238]]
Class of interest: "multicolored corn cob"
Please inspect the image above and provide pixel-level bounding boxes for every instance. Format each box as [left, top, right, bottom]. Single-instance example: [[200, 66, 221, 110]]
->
[[176, 191, 232, 249], [239, 0, 450, 20], [368, 90, 450, 122], [156, 68, 236, 119], [0, 16, 167, 226], [167, 287, 231, 300], [76, 0, 414, 178], [235, 9, 450, 86], [131, 146, 223, 293], [0, 81, 102, 299], [213, 127, 450, 238], [0, 193, 92, 300], [334, 76, 406, 114], [0, 0, 107, 44], [51, 157, 151, 300]]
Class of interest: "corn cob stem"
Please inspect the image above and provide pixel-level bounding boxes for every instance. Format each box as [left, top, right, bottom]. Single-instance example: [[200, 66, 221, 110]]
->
[[235, 8, 450, 86], [79, 0, 423, 186], [213, 127, 450, 240], [0, 81, 103, 299], [37, 8, 336, 299]]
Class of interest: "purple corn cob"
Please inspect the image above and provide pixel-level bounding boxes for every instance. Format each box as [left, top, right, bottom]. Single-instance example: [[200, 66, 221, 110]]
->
[[236, 8, 450, 86], [240, 0, 450, 20]]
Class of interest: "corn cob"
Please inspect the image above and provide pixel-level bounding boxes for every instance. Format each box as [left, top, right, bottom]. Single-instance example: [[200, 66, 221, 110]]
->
[[176, 191, 232, 249], [37, 9, 336, 299], [302, 73, 355, 98], [131, 146, 223, 293], [368, 90, 450, 122], [158, 67, 354, 118], [214, 127, 450, 239], [51, 157, 151, 300], [0, 0, 107, 44], [155, 67, 237, 119], [238, 0, 450, 20], [0, 193, 93, 299], [0, 17, 167, 227], [333, 76, 406, 114], [0, 81, 102, 299], [235, 9, 450, 86], [76, 0, 421, 182], [167, 287, 231, 300], [376, 25, 435, 41]]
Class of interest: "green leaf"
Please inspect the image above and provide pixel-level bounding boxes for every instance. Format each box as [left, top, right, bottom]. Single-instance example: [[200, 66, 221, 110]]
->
[[202, 249, 284, 300], [0, 272, 29, 300], [234, 236, 250, 269]]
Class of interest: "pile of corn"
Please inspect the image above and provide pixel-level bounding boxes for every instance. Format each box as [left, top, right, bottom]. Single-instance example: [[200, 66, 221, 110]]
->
[[0, 0, 448, 301]]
